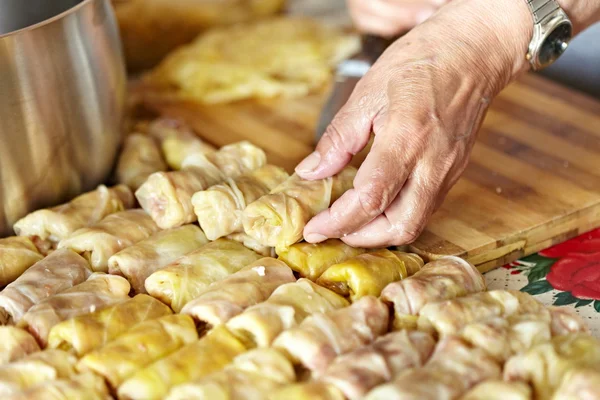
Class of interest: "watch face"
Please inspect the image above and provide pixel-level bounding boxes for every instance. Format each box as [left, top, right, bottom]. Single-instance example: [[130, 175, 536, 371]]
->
[[539, 22, 572, 68]]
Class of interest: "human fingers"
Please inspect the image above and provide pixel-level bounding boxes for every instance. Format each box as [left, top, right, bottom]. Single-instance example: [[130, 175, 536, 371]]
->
[[302, 127, 414, 243]]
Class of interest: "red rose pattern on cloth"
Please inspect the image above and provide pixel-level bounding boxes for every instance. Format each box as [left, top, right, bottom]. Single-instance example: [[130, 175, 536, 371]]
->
[[546, 253, 600, 300], [540, 229, 600, 258], [487, 228, 600, 337]]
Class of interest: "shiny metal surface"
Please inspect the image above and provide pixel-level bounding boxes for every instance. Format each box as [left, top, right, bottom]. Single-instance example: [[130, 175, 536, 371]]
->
[[0, 0, 126, 236]]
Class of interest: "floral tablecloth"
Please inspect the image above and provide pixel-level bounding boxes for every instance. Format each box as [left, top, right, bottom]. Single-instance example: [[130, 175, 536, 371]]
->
[[486, 228, 600, 337]]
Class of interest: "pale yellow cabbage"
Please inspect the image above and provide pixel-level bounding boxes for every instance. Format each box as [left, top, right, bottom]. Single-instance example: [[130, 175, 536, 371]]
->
[[149, 17, 360, 103], [380, 256, 487, 330], [47, 294, 172, 356], [165, 348, 295, 400], [0, 249, 91, 324], [136, 141, 266, 229], [316, 250, 422, 301], [503, 333, 600, 399], [226, 232, 275, 257], [270, 382, 345, 400], [0, 327, 40, 365], [276, 239, 365, 280], [243, 167, 356, 249], [365, 337, 501, 400], [115, 0, 286, 71], [322, 330, 436, 400], [145, 239, 262, 312], [0, 237, 43, 286], [18, 273, 131, 347], [417, 290, 546, 336], [118, 325, 248, 400], [77, 314, 198, 389], [0, 349, 77, 396], [458, 312, 553, 363], [553, 368, 600, 400], [273, 296, 389, 376], [146, 118, 215, 170], [547, 305, 590, 336], [116, 133, 167, 191], [10, 372, 109, 400], [460, 380, 532, 400], [108, 225, 208, 294], [180, 257, 295, 326], [57, 209, 160, 272], [192, 165, 289, 240], [226, 278, 349, 347], [13, 184, 134, 253]]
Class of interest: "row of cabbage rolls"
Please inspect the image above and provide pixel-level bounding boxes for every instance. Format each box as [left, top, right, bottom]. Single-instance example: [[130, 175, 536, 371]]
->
[[0, 117, 597, 399], [0, 238, 596, 400]]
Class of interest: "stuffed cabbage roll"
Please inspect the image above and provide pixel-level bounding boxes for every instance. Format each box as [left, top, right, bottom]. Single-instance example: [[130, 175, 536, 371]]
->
[[226, 278, 349, 347], [0, 349, 77, 396], [9, 372, 109, 400], [322, 330, 436, 400], [77, 314, 198, 389], [365, 337, 501, 400], [165, 348, 295, 400], [270, 382, 345, 400], [547, 306, 591, 336], [459, 380, 532, 400], [381, 256, 486, 330], [57, 209, 160, 273], [117, 325, 248, 400], [417, 290, 546, 336], [273, 296, 389, 376], [181, 141, 267, 180], [192, 165, 289, 240], [13, 185, 134, 254], [0, 249, 91, 325], [180, 258, 295, 327], [135, 168, 223, 230], [146, 118, 215, 170], [316, 250, 422, 301], [276, 239, 366, 280], [0, 327, 40, 365], [504, 333, 600, 400], [553, 368, 600, 400], [47, 294, 172, 356], [18, 273, 131, 347], [144, 239, 262, 312], [108, 225, 209, 294], [0, 237, 43, 287], [226, 232, 275, 257], [242, 167, 357, 249], [136, 141, 267, 229], [458, 312, 552, 363], [116, 133, 168, 190]]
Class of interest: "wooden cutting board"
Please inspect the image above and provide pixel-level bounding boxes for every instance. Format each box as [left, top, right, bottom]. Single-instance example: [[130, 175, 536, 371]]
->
[[139, 73, 600, 272]]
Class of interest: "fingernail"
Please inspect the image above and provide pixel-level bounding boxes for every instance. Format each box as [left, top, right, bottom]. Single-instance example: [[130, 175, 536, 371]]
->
[[416, 9, 435, 24], [305, 233, 328, 243], [296, 152, 321, 174]]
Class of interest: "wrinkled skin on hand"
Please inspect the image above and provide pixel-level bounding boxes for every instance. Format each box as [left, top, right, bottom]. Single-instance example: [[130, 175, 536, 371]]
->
[[296, 0, 536, 248]]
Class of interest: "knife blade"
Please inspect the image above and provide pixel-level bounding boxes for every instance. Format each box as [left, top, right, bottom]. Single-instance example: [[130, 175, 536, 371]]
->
[[315, 34, 398, 143]]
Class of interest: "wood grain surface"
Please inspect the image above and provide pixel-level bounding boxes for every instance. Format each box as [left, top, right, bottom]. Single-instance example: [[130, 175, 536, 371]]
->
[[137, 73, 600, 272]]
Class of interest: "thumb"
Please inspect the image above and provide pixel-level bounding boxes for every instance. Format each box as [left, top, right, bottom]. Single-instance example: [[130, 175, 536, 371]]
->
[[295, 101, 374, 180]]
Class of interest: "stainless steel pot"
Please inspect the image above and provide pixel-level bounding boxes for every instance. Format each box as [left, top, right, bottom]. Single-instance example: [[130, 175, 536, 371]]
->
[[0, 0, 126, 236]]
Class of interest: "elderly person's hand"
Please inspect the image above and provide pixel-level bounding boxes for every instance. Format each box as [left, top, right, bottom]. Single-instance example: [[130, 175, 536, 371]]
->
[[347, 0, 448, 36], [296, 0, 600, 248]]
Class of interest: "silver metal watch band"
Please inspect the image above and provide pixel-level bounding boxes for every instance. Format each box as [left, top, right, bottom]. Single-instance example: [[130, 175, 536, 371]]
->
[[527, 0, 560, 23]]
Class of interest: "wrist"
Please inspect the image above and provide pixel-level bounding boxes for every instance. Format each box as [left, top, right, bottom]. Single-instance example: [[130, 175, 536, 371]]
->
[[413, 0, 533, 97]]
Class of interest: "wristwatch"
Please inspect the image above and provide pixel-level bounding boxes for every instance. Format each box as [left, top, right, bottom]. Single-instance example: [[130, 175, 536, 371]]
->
[[525, 0, 573, 70]]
